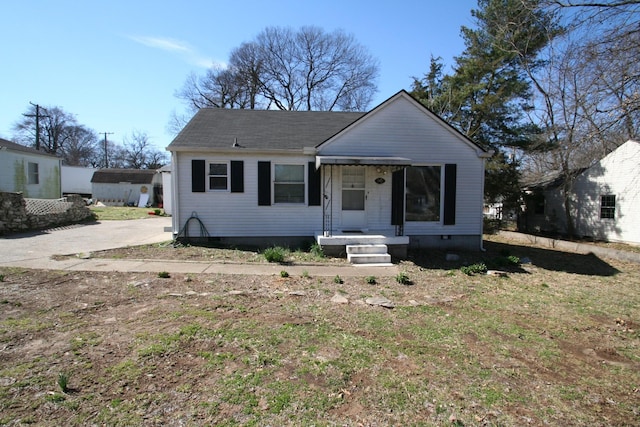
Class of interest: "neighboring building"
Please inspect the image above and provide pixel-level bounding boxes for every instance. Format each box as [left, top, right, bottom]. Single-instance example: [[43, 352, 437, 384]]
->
[[522, 139, 640, 245], [61, 166, 97, 197], [167, 90, 492, 259], [91, 169, 162, 207], [0, 137, 62, 199], [159, 164, 172, 215]]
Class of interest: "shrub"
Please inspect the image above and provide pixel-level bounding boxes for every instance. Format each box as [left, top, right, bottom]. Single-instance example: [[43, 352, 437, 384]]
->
[[365, 276, 377, 285], [263, 246, 286, 263], [506, 255, 520, 265], [280, 270, 289, 278], [309, 243, 324, 258], [158, 271, 171, 278], [334, 275, 343, 284], [395, 272, 411, 285], [460, 262, 487, 276]]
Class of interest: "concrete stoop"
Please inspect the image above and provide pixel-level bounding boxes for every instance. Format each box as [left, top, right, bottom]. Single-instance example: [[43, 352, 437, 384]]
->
[[346, 244, 393, 266]]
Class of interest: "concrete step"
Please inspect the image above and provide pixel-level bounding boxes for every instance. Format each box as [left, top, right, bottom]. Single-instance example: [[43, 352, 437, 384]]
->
[[346, 244, 388, 255], [347, 253, 392, 265]]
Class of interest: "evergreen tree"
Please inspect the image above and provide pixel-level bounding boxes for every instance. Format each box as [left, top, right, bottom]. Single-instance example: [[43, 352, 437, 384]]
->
[[412, 0, 560, 208]]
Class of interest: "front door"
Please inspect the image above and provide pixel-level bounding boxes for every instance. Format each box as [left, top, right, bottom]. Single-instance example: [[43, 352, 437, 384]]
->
[[341, 166, 366, 230]]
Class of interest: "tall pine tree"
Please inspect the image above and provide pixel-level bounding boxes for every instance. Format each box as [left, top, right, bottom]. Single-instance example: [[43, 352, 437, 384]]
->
[[412, 0, 560, 208]]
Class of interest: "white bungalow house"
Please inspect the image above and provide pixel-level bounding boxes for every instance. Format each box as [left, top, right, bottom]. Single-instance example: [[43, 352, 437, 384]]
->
[[522, 139, 640, 246], [167, 90, 492, 261], [0, 137, 62, 199]]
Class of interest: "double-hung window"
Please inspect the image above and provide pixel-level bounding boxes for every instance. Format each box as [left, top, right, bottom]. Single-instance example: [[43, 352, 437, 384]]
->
[[274, 164, 305, 204], [28, 162, 39, 185], [208, 162, 228, 191], [600, 195, 616, 219]]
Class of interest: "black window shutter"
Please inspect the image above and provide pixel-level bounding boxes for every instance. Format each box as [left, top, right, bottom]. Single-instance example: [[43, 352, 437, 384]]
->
[[230, 161, 244, 193], [191, 159, 206, 193], [391, 169, 405, 225], [258, 161, 271, 206], [308, 162, 321, 206], [443, 164, 457, 225]]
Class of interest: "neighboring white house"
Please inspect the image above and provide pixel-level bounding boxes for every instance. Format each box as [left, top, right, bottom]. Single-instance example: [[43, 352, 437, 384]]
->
[[0, 137, 62, 199], [91, 169, 162, 207], [522, 139, 640, 245], [159, 164, 172, 215], [62, 165, 97, 197], [167, 90, 492, 258]]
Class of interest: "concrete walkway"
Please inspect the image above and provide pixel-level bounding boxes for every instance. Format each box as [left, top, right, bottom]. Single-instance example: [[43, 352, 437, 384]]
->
[[498, 230, 640, 264], [0, 217, 399, 277]]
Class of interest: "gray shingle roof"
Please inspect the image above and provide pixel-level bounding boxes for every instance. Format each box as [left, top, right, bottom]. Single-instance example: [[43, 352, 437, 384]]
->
[[91, 169, 156, 184], [167, 109, 365, 151], [0, 137, 59, 158]]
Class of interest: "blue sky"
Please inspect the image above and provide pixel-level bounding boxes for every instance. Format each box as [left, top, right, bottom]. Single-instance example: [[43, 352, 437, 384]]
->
[[0, 0, 477, 152]]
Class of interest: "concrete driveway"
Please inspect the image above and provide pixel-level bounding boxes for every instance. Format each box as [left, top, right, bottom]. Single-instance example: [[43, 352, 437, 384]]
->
[[0, 217, 173, 268]]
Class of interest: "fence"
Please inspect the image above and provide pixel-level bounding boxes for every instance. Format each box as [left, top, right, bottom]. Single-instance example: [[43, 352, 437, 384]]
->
[[24, 198, 74, 215], [0, 192, 94, 234]]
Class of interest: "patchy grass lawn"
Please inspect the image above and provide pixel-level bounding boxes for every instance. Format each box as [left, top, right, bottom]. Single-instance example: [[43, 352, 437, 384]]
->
[[1, 236, 639, 425], [89, 206, 164, 221]]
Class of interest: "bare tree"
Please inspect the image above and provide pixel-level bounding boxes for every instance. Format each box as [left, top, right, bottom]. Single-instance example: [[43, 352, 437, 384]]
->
[[521, 0, 640, 236], [59, 125, 99, 166], [122, 131, 167, 169], [13, 105, 76, 155], [176, 26, 379, 113]]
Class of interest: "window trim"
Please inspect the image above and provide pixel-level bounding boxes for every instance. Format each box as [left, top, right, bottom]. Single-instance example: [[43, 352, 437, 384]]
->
[[600, 194, 616, 219], [208, 161, 229, 192], [404, 164, 443, 223], [27, 162, 39, 185], [273, 163, 306, 205]]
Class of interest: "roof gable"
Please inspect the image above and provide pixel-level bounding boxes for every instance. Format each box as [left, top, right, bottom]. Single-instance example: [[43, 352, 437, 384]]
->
[[316, 90, 489, 157], [168, 109, 364, 152], [91, 169, 155, 184]]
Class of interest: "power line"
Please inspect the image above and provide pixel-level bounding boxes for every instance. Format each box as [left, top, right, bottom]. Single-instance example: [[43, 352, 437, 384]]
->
[[23, 102, 49, 151]]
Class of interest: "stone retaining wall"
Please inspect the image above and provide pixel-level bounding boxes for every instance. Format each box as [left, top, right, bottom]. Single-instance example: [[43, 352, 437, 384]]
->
[[0, 192, 95, 235]]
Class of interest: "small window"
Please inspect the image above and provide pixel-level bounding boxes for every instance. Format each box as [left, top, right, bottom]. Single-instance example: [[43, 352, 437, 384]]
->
[[208, 163, 228, 190], [28, 162, 39, 185], [274, 164, 305, 204], [600, 195, 616, 219]]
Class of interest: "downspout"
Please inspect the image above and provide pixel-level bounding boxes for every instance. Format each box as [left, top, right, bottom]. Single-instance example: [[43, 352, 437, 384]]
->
[[171, 152, 179, 240]]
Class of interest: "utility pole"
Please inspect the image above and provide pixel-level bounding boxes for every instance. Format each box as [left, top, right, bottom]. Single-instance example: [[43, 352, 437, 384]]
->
[[23, 102, 49, 151], [101, 132, 114, 168]]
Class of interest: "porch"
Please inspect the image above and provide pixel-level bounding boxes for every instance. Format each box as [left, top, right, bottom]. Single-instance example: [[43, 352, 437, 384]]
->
[[316, 229, 409, 261]]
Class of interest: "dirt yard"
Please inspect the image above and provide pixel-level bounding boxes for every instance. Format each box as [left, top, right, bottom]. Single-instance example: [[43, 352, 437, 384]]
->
[[1, 235, 639, 426]]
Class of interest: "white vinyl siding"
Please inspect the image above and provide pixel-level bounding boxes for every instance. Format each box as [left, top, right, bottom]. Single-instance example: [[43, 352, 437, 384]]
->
[[175, 153, 319, 237], [319, 95, 485, 236], [571, 140, 640, 244]]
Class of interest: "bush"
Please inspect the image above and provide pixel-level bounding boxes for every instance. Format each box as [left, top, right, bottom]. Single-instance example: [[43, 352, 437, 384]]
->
[[460, 262, 487, 276], [158, 271, 171, 278], [395, 272, 411, 285], [280, 270, 289, 278], [309, 243, 324, 258], [263, 246, 286, 263], [365, 276, 377, 285], [334, 275, 343, 284]]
